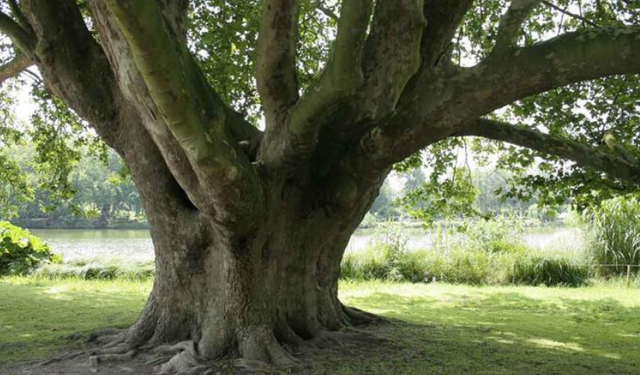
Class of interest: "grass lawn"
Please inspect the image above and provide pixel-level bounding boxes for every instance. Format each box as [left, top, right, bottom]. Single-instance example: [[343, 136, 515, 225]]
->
[[0, 278, 150, 367], [1, 278, 639, 374]]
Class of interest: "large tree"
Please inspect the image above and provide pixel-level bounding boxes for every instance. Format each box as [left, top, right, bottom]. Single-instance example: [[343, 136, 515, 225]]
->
[[0, 0, 639, 373]]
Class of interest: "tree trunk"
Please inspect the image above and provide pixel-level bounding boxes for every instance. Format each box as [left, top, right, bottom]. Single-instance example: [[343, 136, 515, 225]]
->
[[20, 2, 386, 371], [116, 178, 380, 372]]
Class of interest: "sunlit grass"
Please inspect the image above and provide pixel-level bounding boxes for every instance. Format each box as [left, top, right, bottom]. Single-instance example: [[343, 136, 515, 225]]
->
[[1, 278, 639, 374], [0, 277, 151, 367]]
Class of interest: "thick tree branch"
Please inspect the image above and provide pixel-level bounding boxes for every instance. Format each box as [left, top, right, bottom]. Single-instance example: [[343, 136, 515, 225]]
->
[[420, 0, 474, 69], [474, 25, 640, 120], [21, 0, 200, 221], [87, 0, 216, 214], [103, 0, 264, 231], [314, 1, 338, 22], [493, 0, 542, 53], [357, 0, 426, 121], [103, 1, 221, 137], [0, 10, 34, 52], [89, 0, 257, 199], [327, 0, 471, 169], [259, 0, 372, 169], [158, 0, 190, 43], [22, 0, 118, 130], [256, 0, 299, 125], [7, 0, 31, 31], [457, 118, 640, 182], [0, 53, 31, 85], [342, 25, 640, 180], [287, 0, 371, 138]]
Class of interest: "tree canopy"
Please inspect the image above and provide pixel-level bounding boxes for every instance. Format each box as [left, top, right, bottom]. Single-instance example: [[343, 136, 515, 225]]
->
[[0, 1, 638, 217]]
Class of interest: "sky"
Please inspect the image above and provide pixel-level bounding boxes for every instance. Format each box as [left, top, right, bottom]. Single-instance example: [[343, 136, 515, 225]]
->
[[13, 79, 36, 124]]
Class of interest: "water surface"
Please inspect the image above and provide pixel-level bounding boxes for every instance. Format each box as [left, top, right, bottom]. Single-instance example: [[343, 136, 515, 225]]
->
[[31, 229, 153, 262]]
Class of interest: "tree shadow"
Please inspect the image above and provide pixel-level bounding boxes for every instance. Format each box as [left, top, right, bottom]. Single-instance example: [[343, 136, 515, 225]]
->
[[328, 291, 640, 374]]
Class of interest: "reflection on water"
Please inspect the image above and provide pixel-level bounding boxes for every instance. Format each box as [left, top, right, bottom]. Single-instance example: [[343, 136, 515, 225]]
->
[[30, 227, 581, 262]]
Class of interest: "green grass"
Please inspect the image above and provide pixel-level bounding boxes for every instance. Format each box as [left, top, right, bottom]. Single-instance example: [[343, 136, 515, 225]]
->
[[0, 277, 151, 367], [1, 278, 639, 374], [338, 281, 640, 374]]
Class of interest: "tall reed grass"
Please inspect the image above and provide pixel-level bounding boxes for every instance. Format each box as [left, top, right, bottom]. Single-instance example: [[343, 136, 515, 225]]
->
[[584, 196, 640, 276]]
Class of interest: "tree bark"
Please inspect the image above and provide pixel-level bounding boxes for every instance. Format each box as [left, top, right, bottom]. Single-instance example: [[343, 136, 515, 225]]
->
[[114, 175, 382, 373]]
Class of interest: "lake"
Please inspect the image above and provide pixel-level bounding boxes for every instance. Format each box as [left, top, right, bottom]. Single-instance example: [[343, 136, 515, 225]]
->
[[31, 226, 581, 262]]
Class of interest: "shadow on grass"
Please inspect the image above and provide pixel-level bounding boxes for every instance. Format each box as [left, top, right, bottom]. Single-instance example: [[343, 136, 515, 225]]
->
[[333, 292, 640, 375]]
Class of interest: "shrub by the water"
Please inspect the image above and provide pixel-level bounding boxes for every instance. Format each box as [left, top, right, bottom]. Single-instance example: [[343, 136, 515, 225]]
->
[[341, 219, 592, 286], [510, 255, 591, 287], [0, 222, 56, 275], [584, 196, 640, 276]]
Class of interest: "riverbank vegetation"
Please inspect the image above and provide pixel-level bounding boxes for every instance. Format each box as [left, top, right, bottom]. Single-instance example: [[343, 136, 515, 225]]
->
[[341, 224, 592, 287], [19, 206, 640, 288], [0, 222, 57, 276], [585, 196, 640, 277]]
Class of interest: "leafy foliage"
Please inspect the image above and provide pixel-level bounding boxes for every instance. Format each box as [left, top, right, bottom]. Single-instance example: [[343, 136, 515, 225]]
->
[[0, 82, 106, 220], [400, 168, 482, 224], [189, 0, 262, 122], [0, 152, 31, 218], [0, 221, 55, 275], [0, 0, 638, 229]]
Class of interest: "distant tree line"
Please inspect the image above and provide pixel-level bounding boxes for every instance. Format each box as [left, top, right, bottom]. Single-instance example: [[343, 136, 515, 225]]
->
[[369, 167, 560, 224], [1, 144, 558, 229], [1, 146, 145, 229]]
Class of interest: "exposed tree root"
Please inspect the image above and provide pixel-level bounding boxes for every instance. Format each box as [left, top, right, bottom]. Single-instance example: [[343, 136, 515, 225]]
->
[[83, 307, 391, 374], [87, 328, 127, 344], [304, 328, 388, 352], [148, 337, 301, 375], [236, 327, 305, 373], [89, 346, 136, 367], [233, 359, 278, 374], [88, 332, 137, 368], [343, 305, 388, 325], [155, 341, 203, 375], [39, 350, 85, 366]]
